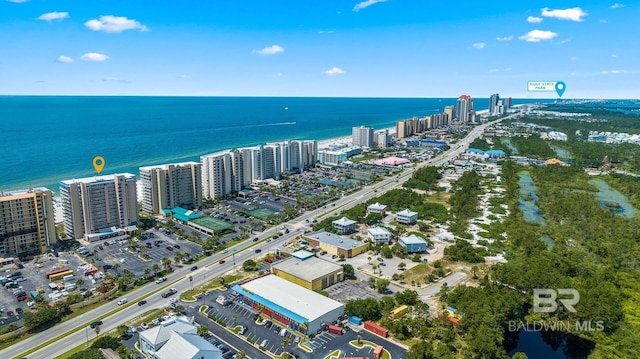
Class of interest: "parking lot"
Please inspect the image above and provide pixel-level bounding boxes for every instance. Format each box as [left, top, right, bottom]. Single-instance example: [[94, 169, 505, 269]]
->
[[204, 288, 301, 357], [325, 280, 383, 303], [202, 287, 407, 359], [1, 251, 91, 320], [85, 229, 203, 277]]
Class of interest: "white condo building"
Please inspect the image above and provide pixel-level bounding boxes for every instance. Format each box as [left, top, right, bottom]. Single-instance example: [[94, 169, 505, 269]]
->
[[140, 162, 202, 215], [352, 126, 374, 148], [0, 187, 56, 257], [59, 173, 138, 240], [202, 140, 317, 198]]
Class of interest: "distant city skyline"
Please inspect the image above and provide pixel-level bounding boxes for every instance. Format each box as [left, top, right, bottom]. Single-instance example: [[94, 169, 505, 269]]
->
[[1, 1, 638, 98]]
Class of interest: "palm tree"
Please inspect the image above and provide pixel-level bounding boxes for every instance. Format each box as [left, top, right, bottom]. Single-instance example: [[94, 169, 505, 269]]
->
[[152, 263, 161, 276], [281, 335, 291, 348], [161, 257, 172, 270], [112, 263, 121, 275], [94, 325, 101, 337], [357, 334, 362, 345], [232, 314, 238, 325], [235, 351, 246, 359], [174, 251, 184, 264], [367, 256, 372, 264], [143, 267, 152, 279], [197, 324, 209, 337]]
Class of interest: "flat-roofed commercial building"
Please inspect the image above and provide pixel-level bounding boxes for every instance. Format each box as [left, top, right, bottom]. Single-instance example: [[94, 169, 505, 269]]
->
[[59, 173, 138, 240], [271, 252, 344, 290], [332, 217, 357, 234], [396, 208, 418, 225], [232, 274, 344, 335], [304, 230, 368, 258], [140, 162, 202, 215], [0, 187, 56, 257]]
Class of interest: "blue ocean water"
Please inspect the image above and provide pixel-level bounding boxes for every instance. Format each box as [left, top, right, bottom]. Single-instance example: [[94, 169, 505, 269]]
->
[[0, 96, 537, 193]]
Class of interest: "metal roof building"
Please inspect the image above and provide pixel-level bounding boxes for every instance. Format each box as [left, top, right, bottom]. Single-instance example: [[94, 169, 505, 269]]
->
[[232, 275, 344, 335], [272, 256, 344, 290], [304, 230, 369, 258]]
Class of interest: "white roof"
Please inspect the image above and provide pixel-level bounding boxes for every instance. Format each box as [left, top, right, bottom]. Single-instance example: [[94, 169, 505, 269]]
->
[[239, 275, 344, 322], [139, 317, 196, 346], [332, 217, 356, 226], [368, 227, 391, 236], [396, 209, 418, 216], [139, 161, 200, 170], [367, 202, 387, 210], [154, 332, 221, 359], [399, 234, 427, 245], [59, 173, 136, 185], [272, 257, 342, 282]]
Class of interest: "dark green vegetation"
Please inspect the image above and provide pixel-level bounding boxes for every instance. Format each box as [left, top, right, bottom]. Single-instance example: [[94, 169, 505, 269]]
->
[[69, 335, 137, 359], [448, 171, 482, 237], [488, 161, 639, 358], [402, 166, 443, 191], [510, 107, 640, 169], [468, 137, 492, 151], [501, 134, 556, 158]]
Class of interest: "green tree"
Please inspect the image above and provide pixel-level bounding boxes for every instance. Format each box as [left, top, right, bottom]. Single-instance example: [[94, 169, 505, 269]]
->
[[398, 262, 407, 270], [92, 335, 121, 349], [375, 279, 390, 293], [345, 298, 382, 321], [94, 325, 101, 337], [197, 324, 209, 337], [341, 264, 355, 279], [406, 341, 434, 359], [394, 289, 419, 306], [243, 259, 257, 271], [24, 306, 60, 329]]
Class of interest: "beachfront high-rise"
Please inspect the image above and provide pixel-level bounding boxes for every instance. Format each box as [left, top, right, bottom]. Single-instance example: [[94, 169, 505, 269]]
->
[[202, 140, 317, 199], [456, 95, 474, 123], [59, 174, 138, 241], [140, 162, 202, 215], [352, 126, 374, 148], [489, 93, 500, 115], [0, 187, 56, 257]]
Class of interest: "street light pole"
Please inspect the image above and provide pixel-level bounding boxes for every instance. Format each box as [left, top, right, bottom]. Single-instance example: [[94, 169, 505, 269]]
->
[[233, 249, 236, 273]]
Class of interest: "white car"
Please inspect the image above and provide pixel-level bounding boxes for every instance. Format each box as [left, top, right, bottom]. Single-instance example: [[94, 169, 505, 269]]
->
[[117, 298, 128, 305], [141, 322, 149, 330], [169, 298, 178, 304]]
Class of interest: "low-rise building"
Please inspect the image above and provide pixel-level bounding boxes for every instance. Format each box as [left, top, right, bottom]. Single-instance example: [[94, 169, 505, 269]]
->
[[367, 202, 387, 216], [367, 227, 391, 244], [232, 274, 344, 335], [304, 230, 368, 258], [395, 209, 418, 225], [139, 316, 198, 356], [153, 332, 222, 359], [398, 234, 428, 253], [332, 217, 357, 234], [271, 251, 344, 290]]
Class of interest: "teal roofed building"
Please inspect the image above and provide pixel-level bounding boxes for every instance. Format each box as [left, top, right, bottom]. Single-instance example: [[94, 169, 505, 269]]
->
[[162, 207, 202, 222], [485, 149, 506, 158], [467, 148, 485, 154]]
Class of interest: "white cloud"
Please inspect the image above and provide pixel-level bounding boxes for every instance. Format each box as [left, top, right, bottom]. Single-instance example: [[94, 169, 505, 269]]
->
[[323, 67, 345, 76], [85, 15, 149, 33], [472, 43, 486, 49], [7, 0, 30, 3], [57, 55, 73, 63], [600, 19, 608, 23], [600, 70, 627, 75], [252, 45, 285, 56], [519, 29, 558, 42], [610, 3, 624, 9], [527, 16, 543, 23], [318, 30, 335, 34], [80, 52, 109, 62], [103, 77, 131, 83], [353, 0, 386, 12], [611, 54, 617, 58], [496, 36, 513, 41], [541, 7, 588, 22], [37, 12, 69, 22]]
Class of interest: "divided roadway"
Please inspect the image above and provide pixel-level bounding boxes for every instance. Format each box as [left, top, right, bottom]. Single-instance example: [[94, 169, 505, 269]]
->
[[4, 113, 517, 359]]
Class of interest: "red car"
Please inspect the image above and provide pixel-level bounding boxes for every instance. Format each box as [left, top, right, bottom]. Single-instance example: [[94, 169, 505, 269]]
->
[[166, 246, 173, 251], [219, 260, 226, 264]]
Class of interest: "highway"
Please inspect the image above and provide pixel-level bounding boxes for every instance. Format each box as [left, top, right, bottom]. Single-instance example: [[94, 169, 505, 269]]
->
[[4, 112, 518, 359]]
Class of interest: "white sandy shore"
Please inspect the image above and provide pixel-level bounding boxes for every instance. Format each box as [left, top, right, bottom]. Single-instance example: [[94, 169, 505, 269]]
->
[[317, 126, 396, 149]]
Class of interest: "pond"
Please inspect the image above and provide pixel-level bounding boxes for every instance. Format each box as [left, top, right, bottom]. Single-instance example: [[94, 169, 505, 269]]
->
[[507, 330, 595, 358], [501, 138, 519, 155], [518, 171, 553, 249], [548, 144, 572, 159], [588, 179, 638, 220]]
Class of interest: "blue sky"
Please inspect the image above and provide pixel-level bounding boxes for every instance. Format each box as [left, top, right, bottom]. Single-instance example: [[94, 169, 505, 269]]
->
[[1, 0, 638, 98]]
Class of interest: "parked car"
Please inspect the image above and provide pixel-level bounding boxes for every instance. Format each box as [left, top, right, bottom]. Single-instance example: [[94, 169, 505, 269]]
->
[[239, 326, 248, 335], [174, 244, 181, 249], [141, 322, 149, 329]]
